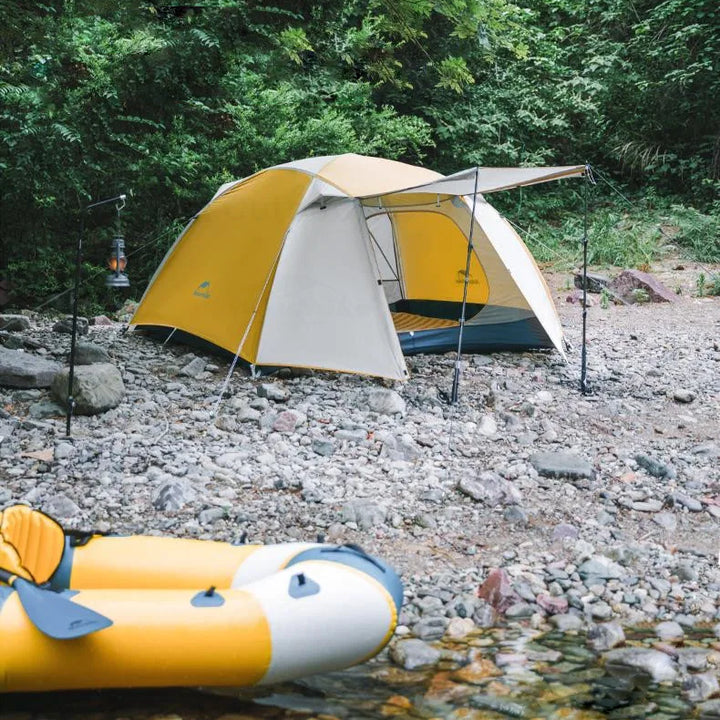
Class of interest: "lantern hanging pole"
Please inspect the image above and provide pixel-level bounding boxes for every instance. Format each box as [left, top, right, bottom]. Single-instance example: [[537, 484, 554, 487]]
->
[[66, 193, 127, 438], [451, 166, 480, 404]]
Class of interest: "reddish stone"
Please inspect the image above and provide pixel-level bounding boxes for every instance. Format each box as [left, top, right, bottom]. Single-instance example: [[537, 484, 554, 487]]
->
[[272, 410, 303, 433], [451, 658, 503, 683], [477, 568, 520, 612], [609, 269, 678, 304], [425, 671, 474, 703], [536, 593, 569, 615]]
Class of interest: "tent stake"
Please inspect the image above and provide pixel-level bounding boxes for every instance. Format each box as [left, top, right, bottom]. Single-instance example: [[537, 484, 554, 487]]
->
[[451, 167, 480, 404]]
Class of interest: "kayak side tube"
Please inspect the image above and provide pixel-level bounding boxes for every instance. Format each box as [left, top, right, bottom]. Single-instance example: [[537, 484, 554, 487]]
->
[[51, 536, 323, 590], [0, 546, 402, 693]]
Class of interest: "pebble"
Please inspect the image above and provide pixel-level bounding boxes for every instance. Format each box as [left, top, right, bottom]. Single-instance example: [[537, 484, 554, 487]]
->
[[390, 639, 441, 670], [587, 621, 625, 651], [655, 620, 684, 641], [530, 451, 594, 480], [43, 493, 80, 519], [673, 389, 695, 404], [257, 383, 289, 402], [550, 613, 585, 632], [683, 673, 720, 703]]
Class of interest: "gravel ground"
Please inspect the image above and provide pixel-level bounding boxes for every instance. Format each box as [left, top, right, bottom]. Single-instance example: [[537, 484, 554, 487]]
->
[[0, 262, 718, 640]]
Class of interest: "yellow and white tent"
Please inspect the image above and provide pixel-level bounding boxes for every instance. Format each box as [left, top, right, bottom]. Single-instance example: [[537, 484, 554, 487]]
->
[[132, 154, 585, 380]]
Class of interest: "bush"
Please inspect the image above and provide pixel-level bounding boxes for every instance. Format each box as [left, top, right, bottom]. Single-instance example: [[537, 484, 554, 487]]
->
[[667, 206, 720, 263]]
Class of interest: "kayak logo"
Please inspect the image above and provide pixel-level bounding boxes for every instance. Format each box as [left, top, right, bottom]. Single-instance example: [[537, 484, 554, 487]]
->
[[193, 281, 211, 299]]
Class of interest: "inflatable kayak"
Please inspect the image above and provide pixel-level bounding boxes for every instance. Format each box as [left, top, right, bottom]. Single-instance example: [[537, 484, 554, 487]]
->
[[0, 506, 402, 693]]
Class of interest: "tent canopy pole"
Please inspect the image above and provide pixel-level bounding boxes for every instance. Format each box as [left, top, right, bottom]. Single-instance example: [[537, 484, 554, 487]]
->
[[580, 164, 595, 395], [451, 166, 480, 404]]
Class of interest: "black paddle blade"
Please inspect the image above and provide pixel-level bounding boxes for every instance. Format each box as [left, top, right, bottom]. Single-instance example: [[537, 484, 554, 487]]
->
[[12, 575, 113, 640]]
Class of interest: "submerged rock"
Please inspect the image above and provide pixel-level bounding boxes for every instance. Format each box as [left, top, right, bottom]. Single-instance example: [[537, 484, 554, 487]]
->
[[390, 639, 441, 670], [604, 647, 677, 683], [684, 673, 720, 704], [587, 622, 625, 651]]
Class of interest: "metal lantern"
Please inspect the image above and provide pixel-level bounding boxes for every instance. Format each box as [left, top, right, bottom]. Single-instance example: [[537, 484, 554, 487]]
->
[[106, 235, 129, 288]]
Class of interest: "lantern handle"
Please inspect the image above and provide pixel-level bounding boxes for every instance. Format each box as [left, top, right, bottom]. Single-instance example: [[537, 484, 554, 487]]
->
[[115, 194, 126, 213]]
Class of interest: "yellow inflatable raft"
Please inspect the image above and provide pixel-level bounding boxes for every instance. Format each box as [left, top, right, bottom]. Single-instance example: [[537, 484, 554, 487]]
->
[[0, 506, 402, 693]]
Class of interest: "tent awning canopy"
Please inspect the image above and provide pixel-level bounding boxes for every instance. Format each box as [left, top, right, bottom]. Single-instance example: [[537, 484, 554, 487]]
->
[[360, 165, 587, 200]]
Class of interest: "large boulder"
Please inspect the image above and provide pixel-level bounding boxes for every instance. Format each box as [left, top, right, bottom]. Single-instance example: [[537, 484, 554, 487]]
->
[[609, 269, 678, 304], [73, 341, 111, 365], [0, 314, 31, 332], [53, 315, 89, 335], [51, 363, 125, 415], [0, 348, 61, 388], [390, 639, 441, 670]]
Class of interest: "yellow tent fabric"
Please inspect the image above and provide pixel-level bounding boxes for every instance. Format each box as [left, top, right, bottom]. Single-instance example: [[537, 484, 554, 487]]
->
[[132, 154, 583, 380]]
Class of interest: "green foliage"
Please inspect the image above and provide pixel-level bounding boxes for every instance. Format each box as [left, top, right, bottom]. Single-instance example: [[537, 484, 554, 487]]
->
[[0, 0, 718, 311], [696, 272, 720, 297], [668, 205, 720, 263], [520, 205, 661, 269], [518, 199, 719, 270], [278, 27, 313, 65], [436, 57, 474, 93], [600, 287, 610, 309], [696, 272, 707, 297], [630, 288, 651, 304]]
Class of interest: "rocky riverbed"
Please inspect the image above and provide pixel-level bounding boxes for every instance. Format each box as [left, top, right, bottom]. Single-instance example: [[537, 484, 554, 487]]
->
[[0, 265, 719, 717]]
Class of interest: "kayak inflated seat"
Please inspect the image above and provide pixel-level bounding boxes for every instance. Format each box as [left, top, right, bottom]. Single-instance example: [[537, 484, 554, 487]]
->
[[0, 506, 402, 693]]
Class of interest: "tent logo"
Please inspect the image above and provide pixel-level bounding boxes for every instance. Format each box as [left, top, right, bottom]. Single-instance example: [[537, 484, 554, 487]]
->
[[456, 269, 479, 285], [193, 281, 211, 299]]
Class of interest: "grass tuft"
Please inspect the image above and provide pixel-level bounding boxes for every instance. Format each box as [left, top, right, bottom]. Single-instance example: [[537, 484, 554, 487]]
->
[[517, 200, 720, 270]]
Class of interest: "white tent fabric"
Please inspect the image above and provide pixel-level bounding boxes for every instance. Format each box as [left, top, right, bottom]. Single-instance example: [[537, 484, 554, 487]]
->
[[256, 200, 407, 378], [381, 165, 586, 198]]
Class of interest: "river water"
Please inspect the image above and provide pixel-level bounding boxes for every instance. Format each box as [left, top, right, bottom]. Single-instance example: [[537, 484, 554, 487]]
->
[[3, 626, 719, 719]]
